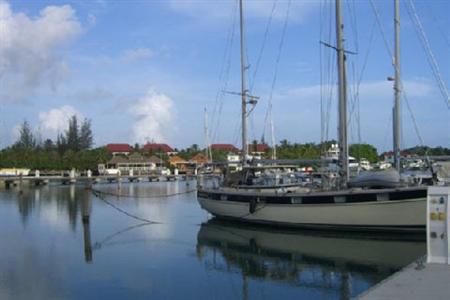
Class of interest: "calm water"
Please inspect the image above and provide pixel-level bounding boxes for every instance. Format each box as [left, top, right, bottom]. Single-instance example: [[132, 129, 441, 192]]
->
[[0, 181, 425, 300]]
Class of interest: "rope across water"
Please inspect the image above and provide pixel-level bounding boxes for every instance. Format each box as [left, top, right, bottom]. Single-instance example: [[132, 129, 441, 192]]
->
[[90, 185, 197, 224]]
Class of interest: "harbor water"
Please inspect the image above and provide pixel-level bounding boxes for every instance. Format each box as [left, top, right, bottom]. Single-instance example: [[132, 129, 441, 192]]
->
[[0, 181, 425, 300]]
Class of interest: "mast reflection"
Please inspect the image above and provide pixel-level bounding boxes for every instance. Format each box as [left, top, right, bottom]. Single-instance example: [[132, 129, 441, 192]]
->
[[82, 191, 93, 263], [196, 219, 425, 299]]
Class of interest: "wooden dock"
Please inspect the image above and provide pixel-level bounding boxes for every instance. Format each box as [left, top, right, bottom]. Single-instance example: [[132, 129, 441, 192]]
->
[[0, 174, 192, 188]]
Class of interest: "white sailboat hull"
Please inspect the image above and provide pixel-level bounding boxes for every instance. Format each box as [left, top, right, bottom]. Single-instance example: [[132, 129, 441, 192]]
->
[[198, 196, 426, 230]]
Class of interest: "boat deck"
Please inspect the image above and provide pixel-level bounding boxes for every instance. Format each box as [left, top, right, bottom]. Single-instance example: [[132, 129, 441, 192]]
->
[[356, 258, 450, 300]]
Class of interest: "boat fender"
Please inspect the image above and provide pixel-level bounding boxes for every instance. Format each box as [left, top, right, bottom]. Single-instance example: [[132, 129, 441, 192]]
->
[[249, 197, 257, 214]]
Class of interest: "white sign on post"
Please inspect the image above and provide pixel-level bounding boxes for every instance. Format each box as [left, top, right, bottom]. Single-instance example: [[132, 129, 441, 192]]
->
[[427, 186, 450, 264]]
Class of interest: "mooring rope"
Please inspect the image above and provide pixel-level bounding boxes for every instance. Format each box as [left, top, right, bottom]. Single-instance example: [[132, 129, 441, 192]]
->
[[89, 185, 197, 224], [90, 186, 197, 199], [91, 189, 160, 223]]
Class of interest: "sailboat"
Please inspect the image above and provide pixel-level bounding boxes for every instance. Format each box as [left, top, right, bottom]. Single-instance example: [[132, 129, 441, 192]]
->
[[197, 0, 428, 231]]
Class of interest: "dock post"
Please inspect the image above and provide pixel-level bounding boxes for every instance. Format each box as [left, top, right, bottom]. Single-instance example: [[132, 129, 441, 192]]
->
[[34, 170, 40, 186], [117, 170, 121, 192], [82, 191, 93, 263], [70, 168, 76, 184], [129, 169, 134, 182], [19, 174, 23, 194]]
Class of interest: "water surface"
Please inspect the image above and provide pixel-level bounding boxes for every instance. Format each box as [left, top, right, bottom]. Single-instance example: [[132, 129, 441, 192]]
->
[[0, 181, 425, 299]]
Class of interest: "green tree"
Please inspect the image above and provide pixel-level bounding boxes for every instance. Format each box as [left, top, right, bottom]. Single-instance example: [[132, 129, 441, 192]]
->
[[79, 118, 93, 150], [14, 121, 36, 150], [66, 115, 80, 151], [349, 143, 378, 163], [57, 133, 67, 154], [43, 139, 54, 151]]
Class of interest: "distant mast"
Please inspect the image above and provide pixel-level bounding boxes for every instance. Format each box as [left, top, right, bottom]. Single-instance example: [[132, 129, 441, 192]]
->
[[204, 107, 212, 163], [270, 107, 277, 160], [335, 0, 349, 187], [239, 0, 249, 161], [393, 0, 401, 172]]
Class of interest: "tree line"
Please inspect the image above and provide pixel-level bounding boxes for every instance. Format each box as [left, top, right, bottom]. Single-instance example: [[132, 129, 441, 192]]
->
[[1, 119, 449, 171], [0, 116, 110, 171], [13, 116, 93, 153]]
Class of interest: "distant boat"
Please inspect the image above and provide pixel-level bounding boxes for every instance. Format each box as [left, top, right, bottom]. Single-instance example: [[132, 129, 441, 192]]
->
[[197, 0, 428, 232]]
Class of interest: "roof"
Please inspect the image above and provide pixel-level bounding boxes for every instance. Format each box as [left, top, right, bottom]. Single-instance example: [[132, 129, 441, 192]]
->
[[108, 153, 157, 165], [107, 156, 129, 164], [211, 144, 238, 152], [143, 143, 174, 153], [190, 153, 208, 164], [106, 143, 133, 153], [169, 155, 188, 164], [148, 155, 164, 164], [128, 152, 147, 163], [248, 143, 269, 153]]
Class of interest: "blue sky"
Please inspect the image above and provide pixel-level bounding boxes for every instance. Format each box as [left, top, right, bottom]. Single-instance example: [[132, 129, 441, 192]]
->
[[0, 0, 449, 152]]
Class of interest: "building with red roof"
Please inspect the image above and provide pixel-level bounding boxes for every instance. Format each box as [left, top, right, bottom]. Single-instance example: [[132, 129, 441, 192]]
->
[[106, 143, 133, 156], [248, 143, 269, 154], [210, 144, 239, 153], [143, 143, 175, 154]]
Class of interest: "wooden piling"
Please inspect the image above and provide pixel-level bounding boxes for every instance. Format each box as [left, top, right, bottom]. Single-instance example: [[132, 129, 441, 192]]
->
[[82, 192, 93, 263]]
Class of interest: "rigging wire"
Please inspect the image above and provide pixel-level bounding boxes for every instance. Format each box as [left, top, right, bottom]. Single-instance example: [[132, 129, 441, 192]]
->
[[423, 3, 450, 48], [345, 0, 362, 145], [405, 0, 450, 109], [369, 0, 434, 159], [319, 0, 325, 146], [211, 1, 238, 143], [249, 0, 279, 93], [368, 0, 393, 62], [325, 0, 335, 143], [347, 19, 377, 143], [261, 0, 292, 142]]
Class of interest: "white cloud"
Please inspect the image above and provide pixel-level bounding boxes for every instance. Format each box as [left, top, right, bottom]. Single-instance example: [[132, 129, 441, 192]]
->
[[122, 47, 154, 63], [0, 1, 82, 102], [38, 105, 83, 137], [130, 89, 176, 144], [168, 0, 318, 23]]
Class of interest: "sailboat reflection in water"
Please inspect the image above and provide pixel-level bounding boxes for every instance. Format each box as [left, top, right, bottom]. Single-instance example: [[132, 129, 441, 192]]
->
[[196, 219, 425, 299]]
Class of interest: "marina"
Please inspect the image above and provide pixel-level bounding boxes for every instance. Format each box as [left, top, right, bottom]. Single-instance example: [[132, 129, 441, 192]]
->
[[0, 0, 448, 299], [0, 181, 429, 300]]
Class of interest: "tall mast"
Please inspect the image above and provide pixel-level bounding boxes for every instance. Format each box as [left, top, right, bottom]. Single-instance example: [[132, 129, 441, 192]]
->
[[393, 0, 401, 172], [239, 0, 248, 160], [336, 0, 348, 187]]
